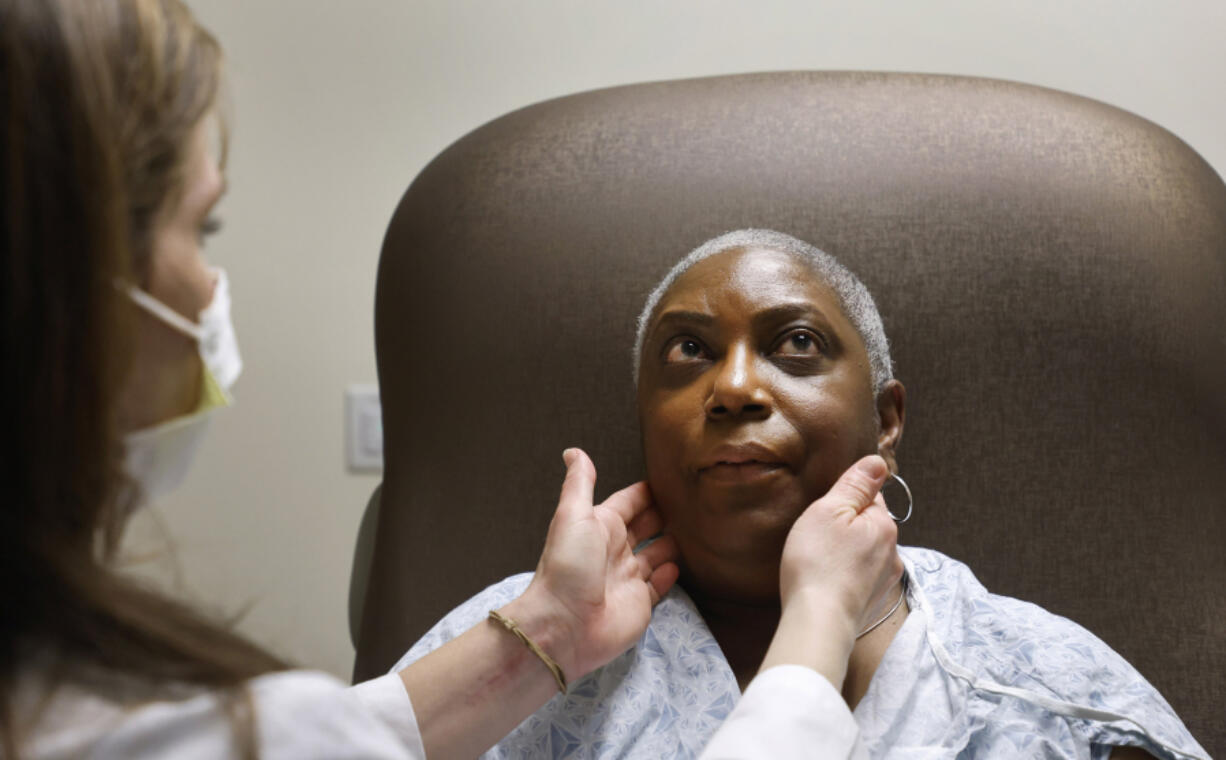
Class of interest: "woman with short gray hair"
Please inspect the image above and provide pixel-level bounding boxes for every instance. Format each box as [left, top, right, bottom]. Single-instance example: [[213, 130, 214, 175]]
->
[[406, 229, 1206, 759]]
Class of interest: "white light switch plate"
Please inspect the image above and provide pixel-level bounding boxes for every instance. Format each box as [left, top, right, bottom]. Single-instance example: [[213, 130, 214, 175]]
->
[[345, 384, 383, 472]]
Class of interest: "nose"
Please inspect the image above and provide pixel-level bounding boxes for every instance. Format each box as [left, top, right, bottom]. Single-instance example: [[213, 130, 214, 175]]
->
[[704, 342, 773, 421]]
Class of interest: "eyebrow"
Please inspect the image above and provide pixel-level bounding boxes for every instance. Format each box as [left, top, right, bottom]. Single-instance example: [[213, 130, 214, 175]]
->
[[751, 301, 836, 328], [644, 309, 714, 350], [649, 301, 840, 341]]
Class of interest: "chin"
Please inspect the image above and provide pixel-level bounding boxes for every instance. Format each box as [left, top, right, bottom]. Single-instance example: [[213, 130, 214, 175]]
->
[[695, 489, 811, 541], [676, 511, 795, 605]]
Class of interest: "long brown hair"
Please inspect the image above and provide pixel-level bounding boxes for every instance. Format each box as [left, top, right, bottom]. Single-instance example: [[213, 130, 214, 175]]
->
[[1, 0, 286, 754]]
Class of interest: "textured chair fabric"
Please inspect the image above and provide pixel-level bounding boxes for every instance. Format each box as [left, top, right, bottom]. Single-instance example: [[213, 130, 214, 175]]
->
[[353, 71, 1226, 755]]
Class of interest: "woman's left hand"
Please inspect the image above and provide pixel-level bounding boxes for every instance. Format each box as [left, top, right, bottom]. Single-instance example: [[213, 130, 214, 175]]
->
[[505, 447, 680, 682]]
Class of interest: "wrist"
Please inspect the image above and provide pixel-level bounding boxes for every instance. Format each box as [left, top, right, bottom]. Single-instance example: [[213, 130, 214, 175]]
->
[[499, 587, 582, 685], [781, 587, 859, 648], [761, 588, 858, 689]]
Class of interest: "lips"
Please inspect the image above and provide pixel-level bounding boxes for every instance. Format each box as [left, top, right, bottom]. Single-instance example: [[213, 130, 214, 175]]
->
[[697, 442, 787, 482]]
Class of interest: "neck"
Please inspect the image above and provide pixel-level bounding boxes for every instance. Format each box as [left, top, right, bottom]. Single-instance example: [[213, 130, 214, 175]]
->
[[689, 577, 908, 709], [688, 590, 780, 691]]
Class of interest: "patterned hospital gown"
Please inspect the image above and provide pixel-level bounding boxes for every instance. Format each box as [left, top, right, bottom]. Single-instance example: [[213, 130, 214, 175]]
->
[[394, 546, 1208, 759]]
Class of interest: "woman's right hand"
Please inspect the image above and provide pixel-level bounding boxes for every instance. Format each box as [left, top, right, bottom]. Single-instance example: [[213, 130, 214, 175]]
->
[[503, 448, 680, 682], [401, 448, 679, 760], [761, 455, 902, 685]]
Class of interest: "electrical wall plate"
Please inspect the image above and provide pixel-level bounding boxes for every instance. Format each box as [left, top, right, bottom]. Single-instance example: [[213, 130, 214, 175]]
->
[[345, 384, 383, 472]]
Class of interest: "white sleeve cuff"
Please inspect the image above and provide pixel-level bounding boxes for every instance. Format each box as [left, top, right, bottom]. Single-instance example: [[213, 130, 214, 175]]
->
[[347, 673, 427, 759], [699, 665, 866, 760]]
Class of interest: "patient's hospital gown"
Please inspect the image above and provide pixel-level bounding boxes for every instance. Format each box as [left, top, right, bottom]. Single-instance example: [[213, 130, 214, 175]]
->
[[396, 546, 1207, 760]]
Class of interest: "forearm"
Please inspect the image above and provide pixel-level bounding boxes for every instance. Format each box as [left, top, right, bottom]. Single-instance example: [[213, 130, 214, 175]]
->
[[758, 590, 857, 692], [397, 593, 574, 760]]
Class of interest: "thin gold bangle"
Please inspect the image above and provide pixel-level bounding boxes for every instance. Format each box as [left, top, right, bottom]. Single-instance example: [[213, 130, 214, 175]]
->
[[488, 609, 567, 694]]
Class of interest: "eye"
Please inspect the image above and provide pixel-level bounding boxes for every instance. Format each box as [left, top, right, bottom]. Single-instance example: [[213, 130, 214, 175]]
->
[[663, 337, 710, 363], [772, 329, 824, 357], [198, 215, 223, 245]]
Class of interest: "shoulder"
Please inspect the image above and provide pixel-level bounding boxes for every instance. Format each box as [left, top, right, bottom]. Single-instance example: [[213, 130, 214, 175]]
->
[[393, 573, 534, 671], [900, 546, 1208, 760], [902, 545, 1122, 663], [902, 546, 1137, 689]]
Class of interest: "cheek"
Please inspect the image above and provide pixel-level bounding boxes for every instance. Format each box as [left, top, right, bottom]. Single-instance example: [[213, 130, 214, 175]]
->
[[640, 396, 700, 515], [641, 387, 701, 451], [147, 225, 214, 320], [780, 384, 879, 498], [642, 416, 684, 493]]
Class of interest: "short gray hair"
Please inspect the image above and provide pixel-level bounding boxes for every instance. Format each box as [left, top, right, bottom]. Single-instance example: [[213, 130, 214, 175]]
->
[[633, 229, 894, 392]]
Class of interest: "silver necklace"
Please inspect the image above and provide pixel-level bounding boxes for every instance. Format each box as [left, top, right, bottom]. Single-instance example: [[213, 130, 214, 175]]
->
[[856, 576, 907, 639]]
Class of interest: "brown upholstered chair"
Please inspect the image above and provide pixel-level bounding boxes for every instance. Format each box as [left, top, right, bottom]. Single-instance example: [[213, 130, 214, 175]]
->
[[352, 72, 1226, 755]]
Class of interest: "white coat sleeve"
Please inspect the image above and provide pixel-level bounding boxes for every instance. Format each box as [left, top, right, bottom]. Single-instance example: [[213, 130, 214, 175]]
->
[[698, 665, 868, 760], [252, 671, 427, 759], [65, 671, 426, 760]]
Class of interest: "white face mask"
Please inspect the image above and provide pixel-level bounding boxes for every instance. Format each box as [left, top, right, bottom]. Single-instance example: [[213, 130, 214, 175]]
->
[[122, 268, 242, 502], [125, 267, 243, 390]]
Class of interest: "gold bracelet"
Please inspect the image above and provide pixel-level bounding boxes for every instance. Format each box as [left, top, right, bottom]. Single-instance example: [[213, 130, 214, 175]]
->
[[488, 609, 567, 694]]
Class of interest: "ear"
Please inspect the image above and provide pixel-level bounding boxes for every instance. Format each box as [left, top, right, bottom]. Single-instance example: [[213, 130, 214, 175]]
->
[[875, 379, 906, 474]]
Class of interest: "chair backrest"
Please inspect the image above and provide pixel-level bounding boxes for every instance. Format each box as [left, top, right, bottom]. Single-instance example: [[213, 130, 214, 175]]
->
[[348, 485, 381, 647], [354, 71, 1226, 755]]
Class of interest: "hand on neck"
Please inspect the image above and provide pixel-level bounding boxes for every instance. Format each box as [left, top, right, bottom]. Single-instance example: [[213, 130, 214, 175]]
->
[[685, 570, 909, 703]]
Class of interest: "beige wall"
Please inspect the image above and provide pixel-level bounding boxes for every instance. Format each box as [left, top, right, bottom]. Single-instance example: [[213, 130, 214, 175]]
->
[[136, 0, 1224, 680]]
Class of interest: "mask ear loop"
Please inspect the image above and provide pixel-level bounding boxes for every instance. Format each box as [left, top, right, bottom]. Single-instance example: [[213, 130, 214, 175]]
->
[[886, 472, 913, 524], [124, 285, 205, 342]]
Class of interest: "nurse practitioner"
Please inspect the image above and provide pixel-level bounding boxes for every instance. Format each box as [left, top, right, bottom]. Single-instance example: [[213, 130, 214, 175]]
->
[[0, 1, 898, 757]]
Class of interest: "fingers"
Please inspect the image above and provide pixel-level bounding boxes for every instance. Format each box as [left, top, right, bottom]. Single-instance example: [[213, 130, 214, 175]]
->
[[648, 562, 681, 604], [626, 504, 664, 546], [858, 493, 903, 600], [635, 533, 678, 573], [861, 493, 899, 541], [821, 455, 889, 518], [636, 533, 680, 605], [553, 447, 597, 525], [859, 492, 891, 527], [600, 480, 653, 526]]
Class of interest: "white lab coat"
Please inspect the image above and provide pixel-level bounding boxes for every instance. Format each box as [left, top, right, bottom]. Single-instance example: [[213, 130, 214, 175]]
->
[[16, 663, 858, 759], [699, 665, 867, 760], [16, 670, 424, 759]]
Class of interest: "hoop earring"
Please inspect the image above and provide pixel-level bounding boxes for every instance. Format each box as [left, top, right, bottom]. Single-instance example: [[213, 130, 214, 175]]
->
[[886, 473, 913, 524]]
